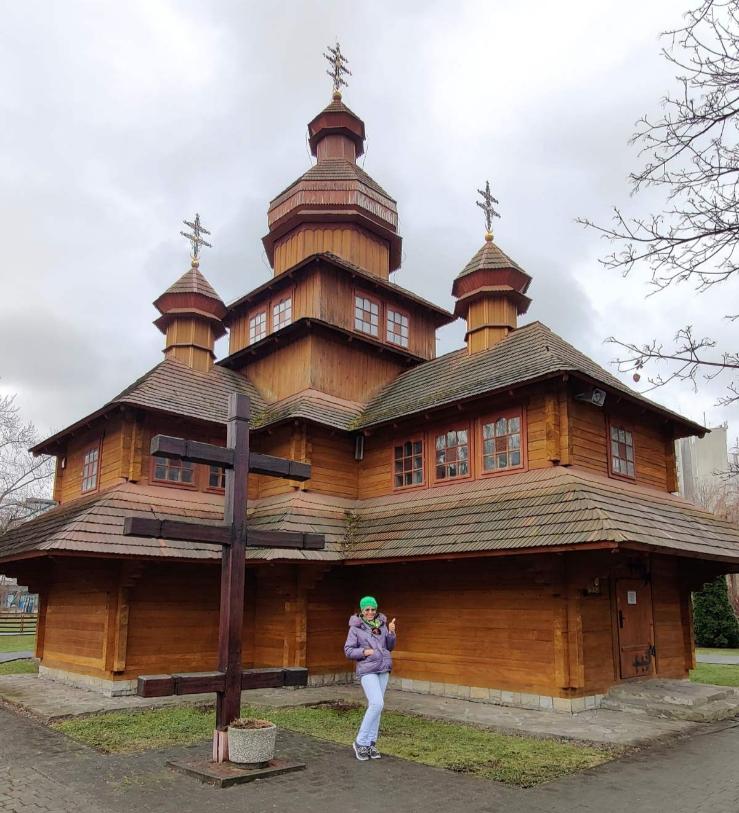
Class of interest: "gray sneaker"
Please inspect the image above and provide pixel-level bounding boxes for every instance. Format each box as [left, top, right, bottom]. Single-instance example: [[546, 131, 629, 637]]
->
[[353, 742, 371, 761], [369, 743, 381, 759]]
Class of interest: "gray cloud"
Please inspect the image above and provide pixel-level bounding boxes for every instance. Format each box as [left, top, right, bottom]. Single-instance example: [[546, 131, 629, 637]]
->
[[1, 0, 735, 450]]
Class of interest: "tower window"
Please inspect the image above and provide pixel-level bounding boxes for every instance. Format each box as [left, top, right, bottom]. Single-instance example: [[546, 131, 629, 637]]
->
[[354, 294, 379, 337], [609, 424, 635, 478], [434, 428, 469, 481], [386, 309, 409, 348], [273, 297, 292, 331], [249, 311, 267, 344], [152, 455, 194, 485], [81, 444, 100, 493]]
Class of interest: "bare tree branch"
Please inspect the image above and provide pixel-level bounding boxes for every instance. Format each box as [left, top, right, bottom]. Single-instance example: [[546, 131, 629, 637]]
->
[[0, 392, 54, 534], [579, 0, 739, 406]]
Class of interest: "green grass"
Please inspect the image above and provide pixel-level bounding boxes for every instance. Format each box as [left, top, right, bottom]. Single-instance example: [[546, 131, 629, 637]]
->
[[0, 635, 35, 653], [52, 701, 615, 787], [691, 662, 739, 687], [0, 658, 38, 675]]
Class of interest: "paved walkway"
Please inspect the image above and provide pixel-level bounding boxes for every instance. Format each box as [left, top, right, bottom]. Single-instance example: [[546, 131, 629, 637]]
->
[[0, 673, 699, 746], [697, 653, 739, 665], [0, 650, 33, 664], [1, 704, 739, 812]]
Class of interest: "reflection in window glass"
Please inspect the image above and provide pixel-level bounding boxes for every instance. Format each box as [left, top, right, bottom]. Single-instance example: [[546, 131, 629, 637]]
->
[[610, 425, 635, 477], [435, 429, 469, 480], [394, 440, 424, 487], [153, 456, 194, 484], [482, 415, 522, 472]]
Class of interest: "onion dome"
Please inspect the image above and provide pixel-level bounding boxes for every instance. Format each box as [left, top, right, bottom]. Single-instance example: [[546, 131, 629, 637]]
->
[[153, 258, 227, 372], [263, 88, 401, 277]]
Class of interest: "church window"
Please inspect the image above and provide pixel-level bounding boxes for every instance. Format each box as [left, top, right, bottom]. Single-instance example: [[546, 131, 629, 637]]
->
[[272, 297, 292, 331], [434, 428, 469, 481], [386, 309, 409, 348], [354, 294, 379, 337], [609, 423, 635, 478], [81, 444, 100, 493], [249, 311, 267, 344], [481, 413, 523, 473], [152, 455, 194, 485], [208, 465, 226, 490], [393, 439, 424, 488]]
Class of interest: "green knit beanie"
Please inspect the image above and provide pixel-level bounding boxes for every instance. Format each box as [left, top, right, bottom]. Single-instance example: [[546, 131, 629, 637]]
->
[[359, 596, 378, 611]]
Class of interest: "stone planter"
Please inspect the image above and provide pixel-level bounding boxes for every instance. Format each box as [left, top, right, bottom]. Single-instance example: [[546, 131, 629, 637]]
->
[[227, 719, 277, 766]]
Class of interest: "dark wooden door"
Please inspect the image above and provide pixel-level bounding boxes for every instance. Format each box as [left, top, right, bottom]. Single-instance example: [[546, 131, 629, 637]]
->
[[616, 579, 655, 679]]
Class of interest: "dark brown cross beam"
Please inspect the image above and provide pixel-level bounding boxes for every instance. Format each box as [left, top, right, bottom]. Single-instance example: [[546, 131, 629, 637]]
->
[[123, 393, 325, 762]]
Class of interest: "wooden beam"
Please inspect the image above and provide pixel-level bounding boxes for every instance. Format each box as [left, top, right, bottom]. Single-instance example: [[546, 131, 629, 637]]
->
[[150, 435, 312, 481], [136, 667, 309, 698], [122, 517, 324, 550]]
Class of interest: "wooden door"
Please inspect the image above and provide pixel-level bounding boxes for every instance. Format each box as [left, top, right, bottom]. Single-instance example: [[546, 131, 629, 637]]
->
[[616, 579, 655, 679]]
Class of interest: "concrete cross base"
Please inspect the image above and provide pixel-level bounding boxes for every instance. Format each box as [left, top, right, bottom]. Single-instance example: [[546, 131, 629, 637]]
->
[[166, 756, 306, 787]]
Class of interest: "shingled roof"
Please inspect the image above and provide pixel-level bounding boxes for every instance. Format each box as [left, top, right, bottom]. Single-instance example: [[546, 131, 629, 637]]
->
[[161, 265, 224, 302], [456, 239, 527, 279], [3, 467, 738, 565], [273, 158, 393, 202], [32, 359, 265, 454], [356, 321, 705, 433], [251, 389, 364, 432], [346, 466, 739, 562], [0, 482, 342, 564]]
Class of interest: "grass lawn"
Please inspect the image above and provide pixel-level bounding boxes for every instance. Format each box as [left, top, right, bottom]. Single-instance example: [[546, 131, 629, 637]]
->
[[52, 701, 615, 787], [696, 647, 739, 658], [690, 662, 739, 687], [0, 635, 35, 653], [0, 658, 38, 675]]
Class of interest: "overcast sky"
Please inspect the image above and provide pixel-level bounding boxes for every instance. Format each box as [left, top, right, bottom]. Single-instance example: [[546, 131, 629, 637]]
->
[[1, 0, 736, 454]]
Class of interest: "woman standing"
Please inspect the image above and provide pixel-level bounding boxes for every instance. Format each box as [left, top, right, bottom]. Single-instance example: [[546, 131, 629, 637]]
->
[[344, 596, 397, 761]]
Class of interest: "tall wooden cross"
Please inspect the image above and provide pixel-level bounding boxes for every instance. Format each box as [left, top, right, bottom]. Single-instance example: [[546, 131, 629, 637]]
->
[[123, 394, 325, 761]]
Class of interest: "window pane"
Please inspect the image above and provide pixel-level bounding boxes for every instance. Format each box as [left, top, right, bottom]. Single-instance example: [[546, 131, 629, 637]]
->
[[436, 434, 446, 450], [497, 453, 507, 468], [510, 433, 520, 449], [483, 423, 494, 439], [508, 417, 520, 433], [413, 441, 422, 455], [510, 451, 521, 466], [436, 465, 445, 479], [495, 418, 507, 436]]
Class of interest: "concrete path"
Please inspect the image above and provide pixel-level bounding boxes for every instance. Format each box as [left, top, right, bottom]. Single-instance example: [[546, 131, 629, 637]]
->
[[0, 650, 33, 663], [0, 673, 700, 747], [697, 653, 739, 665], [1, 703, 739, 813]]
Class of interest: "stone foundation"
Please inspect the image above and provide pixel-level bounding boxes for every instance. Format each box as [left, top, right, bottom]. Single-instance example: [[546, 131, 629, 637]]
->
[[385, 675, 605, 713], [38, 666, 138, 697], [307, 671, 354, 687]]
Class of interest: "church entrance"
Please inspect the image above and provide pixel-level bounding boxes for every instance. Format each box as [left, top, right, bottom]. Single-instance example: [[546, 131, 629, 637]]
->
[[615, 578, 656, 679]]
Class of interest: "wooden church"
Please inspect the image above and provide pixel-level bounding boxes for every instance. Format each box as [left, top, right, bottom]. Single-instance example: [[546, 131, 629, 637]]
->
[[3, 50, 739, 712]]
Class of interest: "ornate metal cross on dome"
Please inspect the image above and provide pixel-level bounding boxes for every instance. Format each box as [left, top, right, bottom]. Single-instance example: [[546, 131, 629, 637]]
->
[[180, 212, 213, 261], [324, 41, 351, 96], [476, 180, 500, 238]]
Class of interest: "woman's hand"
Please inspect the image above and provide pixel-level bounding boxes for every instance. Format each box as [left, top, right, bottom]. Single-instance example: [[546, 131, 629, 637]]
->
[[363, 648, 374, 657], [388, 618, 396, 634]]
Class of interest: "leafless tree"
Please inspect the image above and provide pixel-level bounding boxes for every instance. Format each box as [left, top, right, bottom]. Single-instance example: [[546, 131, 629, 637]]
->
[[578, 0, 739, 407], [0, 393, 54, 534]]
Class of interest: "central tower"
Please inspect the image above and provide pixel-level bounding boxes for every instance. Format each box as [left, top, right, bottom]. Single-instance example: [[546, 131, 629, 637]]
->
[[262, 46, 402, 280]]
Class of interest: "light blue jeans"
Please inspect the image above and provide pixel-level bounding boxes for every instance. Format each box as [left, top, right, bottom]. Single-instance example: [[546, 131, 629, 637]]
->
[[356, 672, 390, 746]]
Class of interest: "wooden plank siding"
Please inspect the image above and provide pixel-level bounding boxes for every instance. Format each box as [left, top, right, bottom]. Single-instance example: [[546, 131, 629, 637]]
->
[[273, 224, 390, 279], [570, 398, 670, 489], [57, 419, 126, 504], [229, 263, 437, 361]]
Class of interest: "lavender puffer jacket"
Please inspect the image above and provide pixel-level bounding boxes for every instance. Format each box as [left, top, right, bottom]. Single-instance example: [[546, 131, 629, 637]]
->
[[344, 613, 396, 677]]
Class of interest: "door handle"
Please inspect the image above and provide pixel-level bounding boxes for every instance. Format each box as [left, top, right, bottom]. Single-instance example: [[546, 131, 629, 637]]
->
[[619, 610, 624, 629]]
